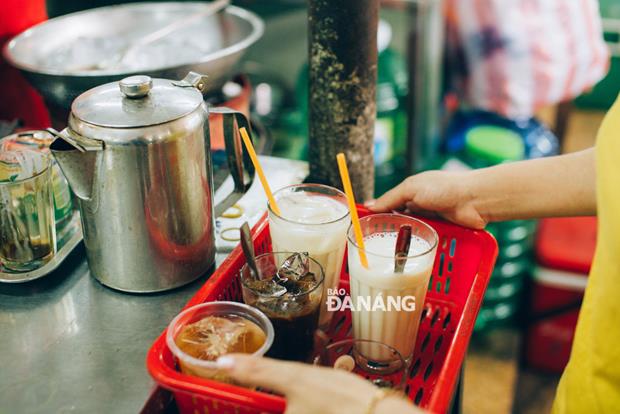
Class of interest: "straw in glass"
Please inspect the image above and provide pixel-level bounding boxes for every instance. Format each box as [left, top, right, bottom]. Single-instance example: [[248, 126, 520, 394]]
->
[[336, 153, 368, 268], [239, 127, 281, 215]]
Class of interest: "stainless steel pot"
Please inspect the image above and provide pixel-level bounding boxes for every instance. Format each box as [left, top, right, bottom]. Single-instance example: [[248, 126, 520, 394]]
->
[[49, 72, 255, 293]]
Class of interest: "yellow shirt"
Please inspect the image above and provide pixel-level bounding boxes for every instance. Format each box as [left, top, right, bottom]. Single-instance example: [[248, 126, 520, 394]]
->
[[553, 96, 620, 413]]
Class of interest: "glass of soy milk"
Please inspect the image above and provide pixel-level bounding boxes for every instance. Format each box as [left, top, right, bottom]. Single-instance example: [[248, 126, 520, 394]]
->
[[347, 214, 438, 363], [268, 184, 350, 328]]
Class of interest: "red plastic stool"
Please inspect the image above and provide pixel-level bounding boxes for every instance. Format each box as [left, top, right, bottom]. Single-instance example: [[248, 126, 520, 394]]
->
[[524, 217, 596, 373]]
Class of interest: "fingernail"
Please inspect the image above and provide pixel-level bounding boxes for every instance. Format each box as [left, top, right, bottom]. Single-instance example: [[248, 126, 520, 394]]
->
[[216, 356, 235, 369], [364, 199, 376, 207]]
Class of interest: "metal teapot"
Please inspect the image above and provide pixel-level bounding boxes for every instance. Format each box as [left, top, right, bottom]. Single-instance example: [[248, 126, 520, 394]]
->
[[49, 72, 254, 292]]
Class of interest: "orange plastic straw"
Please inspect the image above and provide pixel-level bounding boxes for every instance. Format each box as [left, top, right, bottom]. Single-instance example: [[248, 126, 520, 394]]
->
[[239, 127, 281, 216], [336, 153, 368, 268]]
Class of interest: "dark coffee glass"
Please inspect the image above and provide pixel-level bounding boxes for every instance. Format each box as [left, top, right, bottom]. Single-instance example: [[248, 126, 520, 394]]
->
[[240, 252, 324, 362]]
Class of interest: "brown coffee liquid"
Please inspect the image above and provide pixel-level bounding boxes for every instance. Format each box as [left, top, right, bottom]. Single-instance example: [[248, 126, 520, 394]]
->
[[175, 315, 266, 361], [263, 305, 320, 362]]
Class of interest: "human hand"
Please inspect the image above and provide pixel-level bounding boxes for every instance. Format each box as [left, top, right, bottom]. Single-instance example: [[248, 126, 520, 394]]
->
[[216, 354, 423, 414], [367, 170, 487, 229]]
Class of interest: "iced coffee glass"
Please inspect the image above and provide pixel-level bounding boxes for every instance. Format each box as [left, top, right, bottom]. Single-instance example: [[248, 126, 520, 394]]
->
[[268, 184, 349, 328], [240, 252, 325, 362], [347, 214, 438, 363], [166, 301, 274, 382], [0, 149, 56, 271]]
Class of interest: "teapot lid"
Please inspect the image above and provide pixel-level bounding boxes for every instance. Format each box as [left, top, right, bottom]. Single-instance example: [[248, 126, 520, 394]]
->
[[71, 73, 207, 128]]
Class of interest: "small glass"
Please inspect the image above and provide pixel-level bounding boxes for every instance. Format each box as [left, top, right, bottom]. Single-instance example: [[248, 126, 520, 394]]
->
[[0, 149, 56, 271], [0, 131, 73, 230], [240, 252, 325, 362], [347, 213, 438, 363], [268, 184, 350, 329], [166, 301, 274, 382], [313, 339, 407, 390]]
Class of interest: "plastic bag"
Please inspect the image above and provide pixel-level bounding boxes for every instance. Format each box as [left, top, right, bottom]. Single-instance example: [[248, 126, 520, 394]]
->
[[446, 0, 610, 119]]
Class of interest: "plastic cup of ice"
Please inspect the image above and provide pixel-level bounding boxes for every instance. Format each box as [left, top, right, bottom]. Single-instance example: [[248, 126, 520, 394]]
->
[[166, 301, 274, 382]]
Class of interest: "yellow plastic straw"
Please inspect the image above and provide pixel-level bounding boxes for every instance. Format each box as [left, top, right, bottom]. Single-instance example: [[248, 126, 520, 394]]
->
[[239, 127, 281, 216], [336, 153, 368, 268]]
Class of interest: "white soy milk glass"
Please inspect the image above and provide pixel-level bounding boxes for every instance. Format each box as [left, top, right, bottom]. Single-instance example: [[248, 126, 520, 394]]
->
[[347, 213, 438, 362], [268, 184, 349, 328]]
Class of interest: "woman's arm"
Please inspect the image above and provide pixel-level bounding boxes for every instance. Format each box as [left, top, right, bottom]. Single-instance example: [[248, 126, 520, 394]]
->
[[217, 355, 423, 414], [368, 148, 596, 228]]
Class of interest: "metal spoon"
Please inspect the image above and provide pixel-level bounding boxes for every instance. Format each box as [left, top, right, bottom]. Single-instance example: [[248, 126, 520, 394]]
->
[[394, 225, 412, 273], [240, 222, 287, 297], [240, 222, 260, 277]]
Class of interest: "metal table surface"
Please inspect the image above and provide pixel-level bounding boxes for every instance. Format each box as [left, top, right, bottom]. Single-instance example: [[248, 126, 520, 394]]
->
[[0, 157, 307, 414]]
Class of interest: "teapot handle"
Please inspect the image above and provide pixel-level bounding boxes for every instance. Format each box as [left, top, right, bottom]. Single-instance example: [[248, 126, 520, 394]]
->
[[209, 107, 256, 217]]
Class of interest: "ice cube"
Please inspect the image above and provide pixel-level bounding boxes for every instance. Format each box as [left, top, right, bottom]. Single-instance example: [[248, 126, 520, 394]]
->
[[280, 279, 303, 295], [44, 37, 126, 71], [277, 252, 310, 281], [298, 271, 317, 284], [177, 316, 247, 360], [245, 278, 287, 298]]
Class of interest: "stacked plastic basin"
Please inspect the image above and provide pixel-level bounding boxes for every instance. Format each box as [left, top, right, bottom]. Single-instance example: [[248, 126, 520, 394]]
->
[[525, 217, 596, 373]]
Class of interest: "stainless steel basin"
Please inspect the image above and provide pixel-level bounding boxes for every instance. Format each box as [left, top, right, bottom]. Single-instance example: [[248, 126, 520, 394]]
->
[[2, 2, 264, 110]]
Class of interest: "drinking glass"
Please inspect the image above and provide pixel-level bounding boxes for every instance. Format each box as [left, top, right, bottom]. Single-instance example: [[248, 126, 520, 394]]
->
[[347, 213, 438, 363], [240, 252, 325, 362], [313, 338, 407, 390], [268, 184, 349, 329], [0, 131, 73, 230], [0, 149, 56, 271]]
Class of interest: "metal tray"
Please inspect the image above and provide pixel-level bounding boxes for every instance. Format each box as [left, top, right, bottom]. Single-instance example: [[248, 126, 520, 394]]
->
[[0, 212, 83, 283]]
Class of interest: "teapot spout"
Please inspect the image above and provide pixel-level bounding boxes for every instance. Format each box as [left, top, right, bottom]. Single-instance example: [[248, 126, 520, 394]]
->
[[48, 128, 103, 201]]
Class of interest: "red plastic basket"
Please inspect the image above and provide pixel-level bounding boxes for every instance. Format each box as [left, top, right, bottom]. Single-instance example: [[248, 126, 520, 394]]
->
[[147, 208, 498, 414]]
